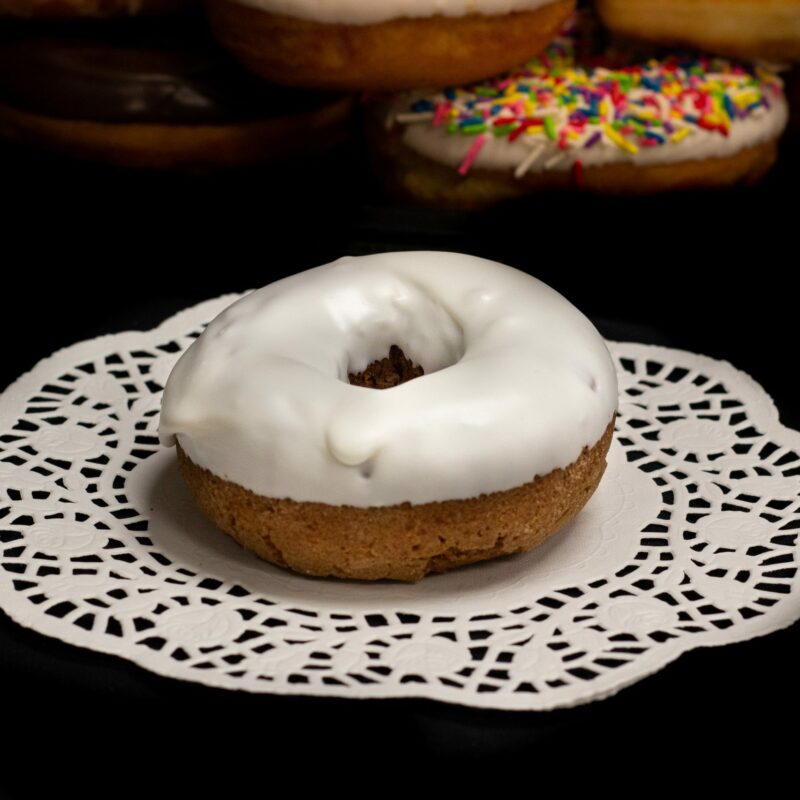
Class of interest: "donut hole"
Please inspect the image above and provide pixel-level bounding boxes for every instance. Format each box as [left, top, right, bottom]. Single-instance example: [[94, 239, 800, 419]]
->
[[348, 345, 424, 390]]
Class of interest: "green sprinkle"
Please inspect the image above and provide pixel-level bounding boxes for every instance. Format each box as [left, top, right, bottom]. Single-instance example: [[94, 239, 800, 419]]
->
[[493, 124, 515, 137], [461, 123, 487, 134], [544, 115, 557, 140], [475, 87, 499, 97], [447, 122, 458, 134]]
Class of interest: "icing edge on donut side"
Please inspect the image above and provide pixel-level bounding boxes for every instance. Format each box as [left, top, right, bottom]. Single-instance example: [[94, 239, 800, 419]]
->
[[159, 252, 618, 507], [221, 0, 560, 25]]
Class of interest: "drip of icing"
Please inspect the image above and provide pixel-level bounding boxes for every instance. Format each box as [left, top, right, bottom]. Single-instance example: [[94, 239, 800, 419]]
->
[[159, 253, 618, 507], [225, 0, 559, 25], [393, 23, 788, 175]]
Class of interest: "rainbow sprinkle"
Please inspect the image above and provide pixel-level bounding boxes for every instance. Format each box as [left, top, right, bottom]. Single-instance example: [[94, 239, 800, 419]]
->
[[397, 22, 784, 178]]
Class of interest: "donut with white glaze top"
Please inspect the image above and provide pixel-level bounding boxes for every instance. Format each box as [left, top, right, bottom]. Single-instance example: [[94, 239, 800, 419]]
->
[[206, 0, 575, 91], [159, 252, 618, 581], [375, 18, 788, 207]]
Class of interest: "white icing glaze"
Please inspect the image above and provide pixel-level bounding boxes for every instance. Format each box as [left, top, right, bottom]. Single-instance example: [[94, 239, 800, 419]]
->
[[226, 0, 558, 25], [159, 253, 617, 507]]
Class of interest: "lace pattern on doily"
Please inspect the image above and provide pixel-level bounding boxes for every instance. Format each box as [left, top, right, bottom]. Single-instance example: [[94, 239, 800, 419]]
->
[[1, 295, 798, 710]]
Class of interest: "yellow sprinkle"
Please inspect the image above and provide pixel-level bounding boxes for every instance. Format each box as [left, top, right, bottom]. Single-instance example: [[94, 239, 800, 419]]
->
[[603, 123, 638, 154], [600, 98, 612, 118], [524, 100, 536, 117], [671, 128, 689, 143], [525, 125, 544, 135], [567, 129, 580, 141], [734, 90, 760, 108], [449, 107, 459, 118]]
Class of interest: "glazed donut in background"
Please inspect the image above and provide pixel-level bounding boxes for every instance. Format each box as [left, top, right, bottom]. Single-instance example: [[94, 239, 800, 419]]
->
[[0, 26, 353, 171], [159, 252, 618, 582], [0, 0, 192, 19], [206, 0, 576, 91], [595, 0, 800, 63], [372, 22, 788, 208]]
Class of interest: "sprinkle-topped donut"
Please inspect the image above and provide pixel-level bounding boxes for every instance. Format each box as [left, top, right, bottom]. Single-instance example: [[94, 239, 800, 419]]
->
[[377, 19, 788, 203], [159, 253, 618, 581]]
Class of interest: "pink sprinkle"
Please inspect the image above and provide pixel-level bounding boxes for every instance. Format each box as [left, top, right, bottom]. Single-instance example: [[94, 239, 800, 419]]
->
[[458, 133, 487, 176], [433, 103, 451, 127], [496, 79, 512, 91], [513, 101, 525, 116]]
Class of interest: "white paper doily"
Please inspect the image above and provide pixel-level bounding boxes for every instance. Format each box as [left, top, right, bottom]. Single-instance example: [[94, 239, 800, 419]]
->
[[1, 294, 798, 710]]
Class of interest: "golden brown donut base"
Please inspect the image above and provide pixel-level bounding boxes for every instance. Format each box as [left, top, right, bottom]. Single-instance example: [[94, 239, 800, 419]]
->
[[0, 96, 352, 170], [370, 118, 779, 209], [176, 420, 615, 582], [0, 0, 191, 18], [596, 0, 800, 62], [206, 0, 575, 91]]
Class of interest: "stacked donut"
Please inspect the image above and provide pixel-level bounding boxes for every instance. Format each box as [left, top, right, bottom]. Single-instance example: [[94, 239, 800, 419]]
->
[[372, 5, 794, 205], [0, 5, 352, 169], [4, 0, 792, 185]]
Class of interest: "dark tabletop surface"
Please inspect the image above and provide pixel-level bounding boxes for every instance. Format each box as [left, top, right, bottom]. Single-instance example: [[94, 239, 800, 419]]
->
[[0, 123, 797, 790]]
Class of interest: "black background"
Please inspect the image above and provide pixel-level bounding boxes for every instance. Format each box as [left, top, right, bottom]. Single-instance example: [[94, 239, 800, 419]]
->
[[0, 109, 798, 790]]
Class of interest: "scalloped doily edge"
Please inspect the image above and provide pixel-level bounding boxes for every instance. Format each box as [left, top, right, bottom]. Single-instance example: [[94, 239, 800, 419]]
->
[[0, 295, 798, 710]]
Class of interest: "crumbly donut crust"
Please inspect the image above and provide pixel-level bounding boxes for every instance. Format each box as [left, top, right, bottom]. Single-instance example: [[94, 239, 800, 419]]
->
[[206, 0, 575, 91], [595, 0, 800, 62], [176, 420, 615, 582], [0, 95, 352, 170], [370, 117, 780, 208]]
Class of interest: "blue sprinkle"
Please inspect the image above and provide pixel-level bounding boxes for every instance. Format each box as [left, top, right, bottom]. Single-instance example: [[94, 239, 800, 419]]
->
[[411, 99, 434, 113], [645, 131, 665, 143], [641, 76, 662, 92], [459, 116, 484, 126], [444, 88, 457, 100], [723, 94, 736, 120]]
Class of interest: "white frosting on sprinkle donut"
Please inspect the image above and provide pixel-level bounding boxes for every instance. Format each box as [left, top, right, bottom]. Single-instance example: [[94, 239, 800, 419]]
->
[[391, 24, 788, 178], [225, 0, 559, 25], [159, 252, 617, 507]]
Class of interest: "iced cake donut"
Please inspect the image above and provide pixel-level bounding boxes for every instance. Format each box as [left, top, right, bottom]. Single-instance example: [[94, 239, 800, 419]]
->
[[0, 25, 352, 170], [159, 252, 618, 582], [206, 0, 575, 91], [595, 0, 800, 63], [375, 24, 788, 207]]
